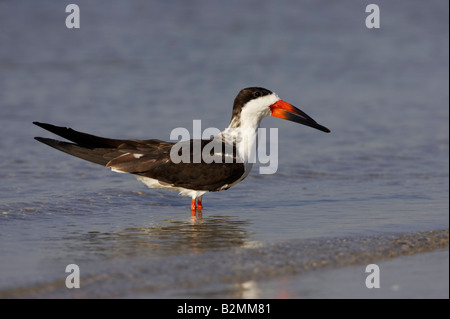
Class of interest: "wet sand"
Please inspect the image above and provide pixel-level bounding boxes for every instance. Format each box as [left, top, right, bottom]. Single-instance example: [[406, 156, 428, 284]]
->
[[1, 229, 447, 298]]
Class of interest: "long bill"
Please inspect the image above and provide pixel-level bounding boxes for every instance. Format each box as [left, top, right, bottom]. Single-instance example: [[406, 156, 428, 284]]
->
[[270, 100, 330, 133]]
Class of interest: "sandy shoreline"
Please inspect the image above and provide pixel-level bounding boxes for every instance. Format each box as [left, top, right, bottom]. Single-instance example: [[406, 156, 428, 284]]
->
[[1, 229, 448, 298]]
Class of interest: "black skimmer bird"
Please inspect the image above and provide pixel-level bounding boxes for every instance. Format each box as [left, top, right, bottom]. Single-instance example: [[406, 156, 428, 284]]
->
[[33, 87, 330, 211]]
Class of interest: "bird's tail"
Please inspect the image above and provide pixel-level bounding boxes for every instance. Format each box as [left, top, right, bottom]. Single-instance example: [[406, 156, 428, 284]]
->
[[33, 122, 125, 166]]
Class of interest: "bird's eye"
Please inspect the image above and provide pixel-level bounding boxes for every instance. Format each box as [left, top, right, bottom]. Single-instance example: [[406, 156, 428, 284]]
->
[[254, 91, 261, 97]]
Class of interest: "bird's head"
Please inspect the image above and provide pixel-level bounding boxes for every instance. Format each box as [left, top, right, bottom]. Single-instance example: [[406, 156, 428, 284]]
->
[[229, 87, 330, 133]]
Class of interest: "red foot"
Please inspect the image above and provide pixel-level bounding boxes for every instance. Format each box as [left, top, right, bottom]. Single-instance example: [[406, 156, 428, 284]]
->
[[190, 198, 204, 211]]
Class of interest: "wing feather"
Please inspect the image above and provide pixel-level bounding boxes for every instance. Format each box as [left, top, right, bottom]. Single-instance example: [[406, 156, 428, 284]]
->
[[34, 122, 246, 191]]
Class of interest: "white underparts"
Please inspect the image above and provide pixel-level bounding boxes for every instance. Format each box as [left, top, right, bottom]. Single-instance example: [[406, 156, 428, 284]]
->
[[134, 175, 208, 199]]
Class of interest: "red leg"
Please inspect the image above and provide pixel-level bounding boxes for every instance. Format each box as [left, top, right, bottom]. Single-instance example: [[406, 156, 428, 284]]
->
[[197, 197, 203, 210], [190, 198, 196, 211]]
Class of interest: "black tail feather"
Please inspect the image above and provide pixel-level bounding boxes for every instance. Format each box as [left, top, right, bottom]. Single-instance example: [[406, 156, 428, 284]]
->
[[33, 122, 124, 149], [34, 137, 120, 166], [33, 122, 128, 166]]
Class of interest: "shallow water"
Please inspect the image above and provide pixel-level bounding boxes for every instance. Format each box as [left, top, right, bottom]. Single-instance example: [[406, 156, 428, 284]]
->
[[0, 0, 448, 298]]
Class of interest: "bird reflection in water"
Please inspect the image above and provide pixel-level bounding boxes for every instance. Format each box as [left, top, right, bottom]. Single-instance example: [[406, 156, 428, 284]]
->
[[74, 212, 254, 259], [190, 208, 202, 218]]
